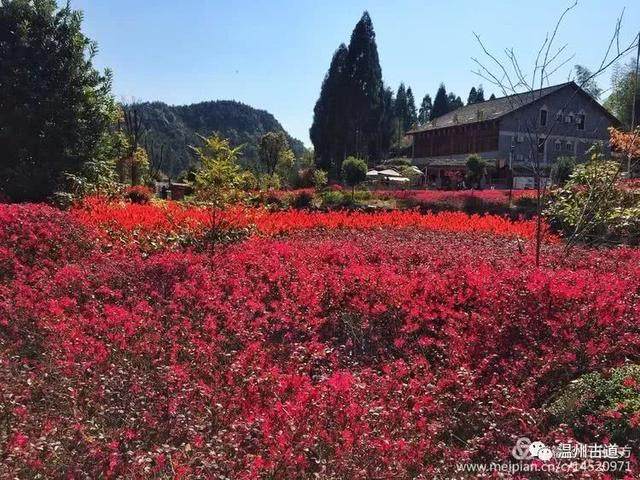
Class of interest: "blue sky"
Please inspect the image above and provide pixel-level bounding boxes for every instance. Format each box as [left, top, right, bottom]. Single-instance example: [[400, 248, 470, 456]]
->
[[68, 0, 639, 146]]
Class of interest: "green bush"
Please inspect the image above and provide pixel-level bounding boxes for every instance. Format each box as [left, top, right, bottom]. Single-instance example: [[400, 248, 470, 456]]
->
[[342, 157, 368, 197], [320, 190, 347, 207], [313, 169, 328, 190], [546, 158, 640, 245], [547, 364, 640, 444]]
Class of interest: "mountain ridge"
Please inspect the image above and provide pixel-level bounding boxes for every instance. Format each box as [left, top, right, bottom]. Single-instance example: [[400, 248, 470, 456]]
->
[[135, 99, 305, 177]]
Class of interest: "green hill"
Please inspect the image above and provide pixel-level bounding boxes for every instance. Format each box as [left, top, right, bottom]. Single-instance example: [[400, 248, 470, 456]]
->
[[134, 100, 305, 177]]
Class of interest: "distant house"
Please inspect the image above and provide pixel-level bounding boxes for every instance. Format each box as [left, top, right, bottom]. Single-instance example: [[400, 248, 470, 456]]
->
[[406, 81, 620, 188], [154, 181, 193, 200]]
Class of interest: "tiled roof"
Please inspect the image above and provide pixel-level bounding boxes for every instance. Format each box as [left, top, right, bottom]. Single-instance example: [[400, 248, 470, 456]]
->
[[408, 82, 573, 133]]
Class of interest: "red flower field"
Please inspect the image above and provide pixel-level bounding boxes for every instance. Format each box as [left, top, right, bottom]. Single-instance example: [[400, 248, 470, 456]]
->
[[1, 200, 638, 479]]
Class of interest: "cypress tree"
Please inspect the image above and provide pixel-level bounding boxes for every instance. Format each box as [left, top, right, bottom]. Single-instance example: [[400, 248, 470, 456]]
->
[[418, 94, 432, 124], [310, 44, 349, 177], [406, 87, 417, 130], [476, 85, 485, 102], [489, 93, 496, 100], [345, 11, 384, 162], [431, 84, 449, 120]]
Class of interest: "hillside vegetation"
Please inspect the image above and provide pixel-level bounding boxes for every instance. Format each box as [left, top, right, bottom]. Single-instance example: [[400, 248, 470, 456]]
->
[[136, 100, 305, 177]]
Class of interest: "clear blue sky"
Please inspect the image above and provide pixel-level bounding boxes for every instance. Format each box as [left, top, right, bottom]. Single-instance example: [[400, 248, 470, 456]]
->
[[67, 0, 639, 146]]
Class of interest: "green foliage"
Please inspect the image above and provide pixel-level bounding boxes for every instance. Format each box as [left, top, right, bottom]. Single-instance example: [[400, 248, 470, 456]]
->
[[259, 131, 290, 174], [258, 173, 281, 191], [342, 156, 368, 196], [465, 155, 487, 189], [431, 84, 449, 120], [310, 44, 350, 177], [193, 134, 245, 208], [574, 65, 602, 100], [447, 92, 464, 111], [312, 169, 328, 190], [133, 100, 304, 177], [0, 0, 120, 201], [546, 151, 640, 245], [467, 85, 485, 105], [547, 364, 640, 444], [418, 94, 432, 124], [405, 87, 417, 130], [604, 60, 640, 129], [311, 12, 390, 178], [550, 156, 576, 186], [320, 189, 347, 207]]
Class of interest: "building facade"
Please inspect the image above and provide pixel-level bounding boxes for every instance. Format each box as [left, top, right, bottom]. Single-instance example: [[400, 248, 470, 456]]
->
[[407, 82, 620, 187]]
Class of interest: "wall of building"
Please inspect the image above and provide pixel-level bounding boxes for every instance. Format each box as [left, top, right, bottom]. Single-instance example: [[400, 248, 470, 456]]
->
[[497, 84, 615, 167], [412, 121, 499, 157]]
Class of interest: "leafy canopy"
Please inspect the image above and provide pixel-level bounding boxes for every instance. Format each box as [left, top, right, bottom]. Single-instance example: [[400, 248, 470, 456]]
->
[[342, 156, 368, 192], [0, 0, 119, 201], [193, 134, 245, 207]]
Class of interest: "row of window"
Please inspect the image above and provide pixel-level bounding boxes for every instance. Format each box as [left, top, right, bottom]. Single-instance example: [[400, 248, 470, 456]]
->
[[540, 109, 585, 130]]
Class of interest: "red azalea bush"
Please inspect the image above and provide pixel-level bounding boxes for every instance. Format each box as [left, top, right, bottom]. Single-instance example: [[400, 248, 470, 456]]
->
[[1, 202, 638, 478]]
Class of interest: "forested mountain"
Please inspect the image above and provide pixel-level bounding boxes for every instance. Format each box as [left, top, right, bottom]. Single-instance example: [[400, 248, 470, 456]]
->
[[135, 100, 305, 177]]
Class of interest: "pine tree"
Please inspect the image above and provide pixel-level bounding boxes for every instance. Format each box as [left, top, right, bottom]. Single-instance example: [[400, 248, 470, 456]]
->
[[406, 87, 417, 129], [345, 11, 384, 163], [310, 44, 349, 176], [418, 94, 432, 124], [467, 87, 478, 105], [489, 93, 496, 100], [431, 84, 449, 120]]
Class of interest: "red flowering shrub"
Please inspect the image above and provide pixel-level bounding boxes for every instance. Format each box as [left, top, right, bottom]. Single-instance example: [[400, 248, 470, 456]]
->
[[0, 202, 638, 478], [71, 196, 552, 252], [123, 185, 154, 204]]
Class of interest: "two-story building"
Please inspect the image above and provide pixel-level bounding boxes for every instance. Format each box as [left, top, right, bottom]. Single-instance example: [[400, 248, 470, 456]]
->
[[406, 81, 620, 188]]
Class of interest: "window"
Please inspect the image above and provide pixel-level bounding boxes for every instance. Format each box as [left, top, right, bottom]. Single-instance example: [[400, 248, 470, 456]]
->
[[516, 153, 524, 162], [555, 140, 562, 151], [564, 115, 571, 124], [576, 114, 585, 130], [540, 109, 548, 126], [565, 141, 573, 152]]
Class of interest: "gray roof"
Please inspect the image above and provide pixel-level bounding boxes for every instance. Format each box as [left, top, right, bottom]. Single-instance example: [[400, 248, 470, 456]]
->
[[408, 82, 573, 133]]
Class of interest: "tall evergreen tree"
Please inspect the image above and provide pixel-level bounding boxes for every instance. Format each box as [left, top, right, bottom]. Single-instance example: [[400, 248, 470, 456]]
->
[[406, 87, 417, 129], [447, 92, 463, 111], [418, 94, 432, 124], [0, 0, 120, 201], [395, 83, 408, 129], [310, 44, 349, 176], [467, 87, 478, 105], [378, 86, 395, 158], [489, 93, 496, 100], [476, 85, 485, 102], [345, 11, 384, 163], [431, 84, 449, 120]]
